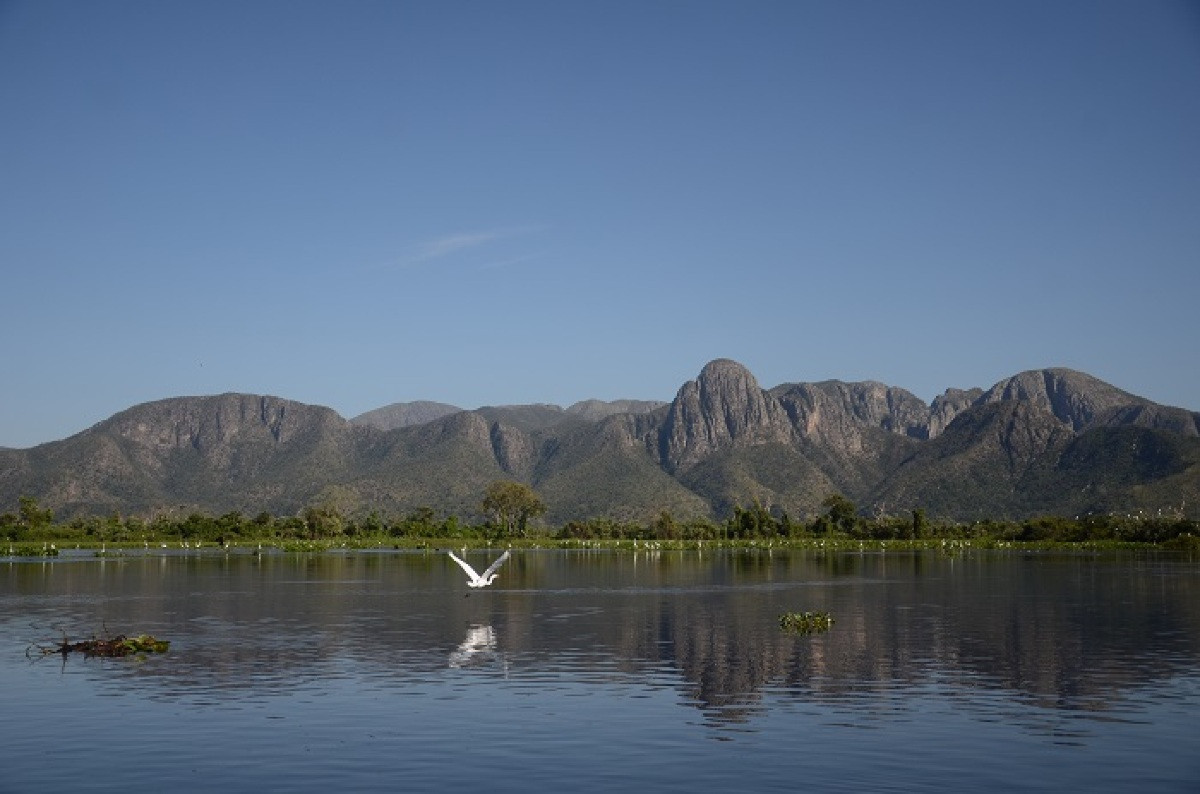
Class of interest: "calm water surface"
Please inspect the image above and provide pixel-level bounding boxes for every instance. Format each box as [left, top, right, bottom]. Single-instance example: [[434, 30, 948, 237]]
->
[[2, 548, 1197, 792]]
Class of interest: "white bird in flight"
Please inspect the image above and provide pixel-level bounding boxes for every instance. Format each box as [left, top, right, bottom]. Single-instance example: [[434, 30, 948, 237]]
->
[[448, 549, 511, 589]]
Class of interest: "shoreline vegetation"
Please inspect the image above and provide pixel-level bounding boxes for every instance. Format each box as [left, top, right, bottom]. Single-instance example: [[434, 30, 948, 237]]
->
[[4, 492, 1197, 557]]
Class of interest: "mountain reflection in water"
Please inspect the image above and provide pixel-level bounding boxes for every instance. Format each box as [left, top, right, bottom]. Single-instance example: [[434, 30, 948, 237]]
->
[[5, 548, 1198, 735]]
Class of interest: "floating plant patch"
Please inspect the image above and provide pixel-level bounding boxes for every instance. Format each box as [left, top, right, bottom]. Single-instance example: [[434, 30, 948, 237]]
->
[[778, 611, 834, 634], [30, 632, 170, 658]]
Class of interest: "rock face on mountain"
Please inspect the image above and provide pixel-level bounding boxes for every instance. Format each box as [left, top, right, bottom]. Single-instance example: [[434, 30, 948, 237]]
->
[[105, 393, 351, 452], [928, 388, 983, 438], [660, 359, 793, 471], [974, 370, 1200, 441], [771, 380, 933, 458], [1, 360, 1197, 523], [352, 399, 665, 433], [978, 369, 1140, 432], [567, 399, 667, 421], [2, 394, 366, 517], [351, 400, 462, 431]]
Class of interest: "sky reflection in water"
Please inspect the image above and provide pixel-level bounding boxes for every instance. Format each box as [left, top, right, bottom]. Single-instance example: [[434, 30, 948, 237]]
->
[[3, 549, 1198, 792]]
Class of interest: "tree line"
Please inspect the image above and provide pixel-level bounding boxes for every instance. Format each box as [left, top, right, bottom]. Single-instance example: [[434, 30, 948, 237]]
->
[[3, 486, 1197, 549], [1, 482, 550, 546]]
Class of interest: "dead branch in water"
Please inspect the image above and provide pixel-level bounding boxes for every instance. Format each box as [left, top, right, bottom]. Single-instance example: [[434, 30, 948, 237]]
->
[[28, 627, 170, 659]]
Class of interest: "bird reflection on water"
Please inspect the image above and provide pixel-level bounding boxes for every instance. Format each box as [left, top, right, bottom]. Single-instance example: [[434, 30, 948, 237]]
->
[[449, 623, 508, 676], [449, 624, 494, 667]]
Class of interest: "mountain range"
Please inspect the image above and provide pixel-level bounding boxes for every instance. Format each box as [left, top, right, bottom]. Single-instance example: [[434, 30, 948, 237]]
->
[[2, 359, 1197, 523]]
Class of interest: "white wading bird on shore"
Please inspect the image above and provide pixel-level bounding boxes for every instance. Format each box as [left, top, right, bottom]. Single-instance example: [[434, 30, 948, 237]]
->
[[448, 548, 511, 589]]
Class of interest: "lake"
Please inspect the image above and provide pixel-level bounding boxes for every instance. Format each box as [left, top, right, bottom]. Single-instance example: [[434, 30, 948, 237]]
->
[[2, 547, 1197, 792]]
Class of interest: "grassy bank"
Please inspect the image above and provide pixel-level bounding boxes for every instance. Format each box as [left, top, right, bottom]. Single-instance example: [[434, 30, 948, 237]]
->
[[8, 533, 1198, 558]]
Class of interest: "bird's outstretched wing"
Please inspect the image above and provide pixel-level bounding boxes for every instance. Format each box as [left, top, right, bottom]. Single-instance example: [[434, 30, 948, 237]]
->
[[448, 551, 481, 581], [480, 549, 511, 580]]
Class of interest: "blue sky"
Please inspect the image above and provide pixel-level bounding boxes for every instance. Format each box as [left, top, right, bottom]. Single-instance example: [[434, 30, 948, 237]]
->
[[1, 0, 1198, 448]]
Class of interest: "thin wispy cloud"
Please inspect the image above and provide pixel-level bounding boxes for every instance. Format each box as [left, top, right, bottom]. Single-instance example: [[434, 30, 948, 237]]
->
[[408, 225, 544, 266], [416, 231, 504, 262], [476, 254, 539, 272]]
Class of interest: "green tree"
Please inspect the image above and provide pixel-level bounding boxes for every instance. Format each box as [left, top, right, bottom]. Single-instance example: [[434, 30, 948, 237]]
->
[[179, 512, 217, 540], [302, 503, 345, 539], [912, 508, 928, 539], [779, 511, 802, 537], [0, 511, 17, 540], [18, 496, 53, 533], [729, 502, 778, 538], [482, 480, 546, 537], [358, 511, 385, 537], [821, 493, 857, 534], [653, 510, 679, 539]]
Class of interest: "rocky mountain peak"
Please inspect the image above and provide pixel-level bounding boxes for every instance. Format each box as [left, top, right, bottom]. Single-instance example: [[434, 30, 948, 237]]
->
[[350, 400, 462, 432], [566, 399, 667, 421], [100, 393, 347, 451], [928, 388, 983, 438], [697, 357, 756, 386], [3, 359, 1196, 523], [979, 368, 1140, 432], [659, 359, 791, 471]]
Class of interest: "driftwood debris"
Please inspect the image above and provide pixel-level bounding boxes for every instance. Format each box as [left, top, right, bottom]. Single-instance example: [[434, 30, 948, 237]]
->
[[30, 630, 170, 659]]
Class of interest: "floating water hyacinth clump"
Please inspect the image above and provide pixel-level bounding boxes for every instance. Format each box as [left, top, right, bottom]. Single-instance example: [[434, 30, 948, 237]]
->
[[31, 632, 170, 658], [778, 611, 834, 634]]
